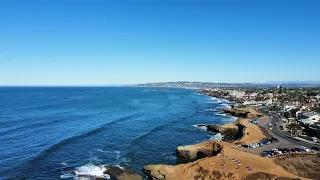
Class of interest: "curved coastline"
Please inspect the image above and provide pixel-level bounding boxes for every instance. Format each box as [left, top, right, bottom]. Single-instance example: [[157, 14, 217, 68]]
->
[[143, 91, 303, 180]]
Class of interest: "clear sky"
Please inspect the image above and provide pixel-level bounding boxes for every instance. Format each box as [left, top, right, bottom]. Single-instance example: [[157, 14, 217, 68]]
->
[[1, 0, 320, 85]]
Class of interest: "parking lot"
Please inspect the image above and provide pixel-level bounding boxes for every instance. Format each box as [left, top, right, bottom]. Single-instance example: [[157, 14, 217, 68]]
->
[[238, 116, 308, 155], [238, 140, 299, 155]]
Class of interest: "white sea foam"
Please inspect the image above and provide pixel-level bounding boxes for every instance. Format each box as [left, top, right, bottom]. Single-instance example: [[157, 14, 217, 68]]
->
[[73, 164, 110, 179], [220, 103, 232, 109], [211, 97, 218, 100], [60, 174, 73, 179], [60, 162, 68, 166], [121, 157, 131, 163], [192, 124, 208, 131], [114, 151, 121, 159], [214, 112, 227, 117], [96, 149, 121, 159], [209, 133, 223, 141], [219, 98, 230, 103], [204, 108, 217, 112]]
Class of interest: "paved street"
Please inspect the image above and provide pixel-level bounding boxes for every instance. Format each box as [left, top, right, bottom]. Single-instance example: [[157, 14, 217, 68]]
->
[[237, 114, 320, 155]]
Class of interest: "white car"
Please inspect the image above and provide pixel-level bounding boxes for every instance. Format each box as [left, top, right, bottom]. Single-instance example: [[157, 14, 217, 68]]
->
[[300, 146, 311, 153], [249, 144, 257, 148], [272, 149, 283, 155]]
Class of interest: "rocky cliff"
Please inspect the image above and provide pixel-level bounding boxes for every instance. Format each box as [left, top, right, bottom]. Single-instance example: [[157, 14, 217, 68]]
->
[[176, 141, 223, 162], [72, 165, 142, 180], [195, 124, 245, 142]]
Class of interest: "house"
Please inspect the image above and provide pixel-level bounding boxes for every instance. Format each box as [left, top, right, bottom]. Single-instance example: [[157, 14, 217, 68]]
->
[[267, 93, 274, 99], [243, 93, 258, 100], [298, 119, 315, 126], [243, 100, 265, 107], [229, 90, 246, 98], [301, 112, 320, 122]]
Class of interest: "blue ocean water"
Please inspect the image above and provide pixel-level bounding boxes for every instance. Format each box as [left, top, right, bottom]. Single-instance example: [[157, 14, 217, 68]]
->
[[0, 87, 235, 180]]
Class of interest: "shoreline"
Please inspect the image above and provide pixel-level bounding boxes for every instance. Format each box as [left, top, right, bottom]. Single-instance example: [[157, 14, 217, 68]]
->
[[143, 91, 306, 180]]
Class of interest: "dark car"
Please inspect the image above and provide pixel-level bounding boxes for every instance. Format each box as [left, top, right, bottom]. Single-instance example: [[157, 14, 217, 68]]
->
[[268, 150, 276, 156], [261, 139, 271, 145], [278, 148, 285, 153], [294, 148, 303, 152], [283, 148, 290, 153], [278, 148, 290, 154], [268, 138, 275, 143], [270, 137, 279, 142], [260, 151, 270, 157], [290, 148, 299, 153], [311, 146, 320, 151], [242, 144, 249, 148]]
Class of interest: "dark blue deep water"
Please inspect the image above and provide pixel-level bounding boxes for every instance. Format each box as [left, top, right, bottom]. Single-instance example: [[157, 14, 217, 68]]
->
[[0, 87, 235, 180]]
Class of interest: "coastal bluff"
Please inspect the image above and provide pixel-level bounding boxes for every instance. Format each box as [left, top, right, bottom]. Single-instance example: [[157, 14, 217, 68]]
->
[[195, 124, 245, 142], [223, 107, 262, 119], [143, 141, 302, 180], [176, 141, 223, 161]]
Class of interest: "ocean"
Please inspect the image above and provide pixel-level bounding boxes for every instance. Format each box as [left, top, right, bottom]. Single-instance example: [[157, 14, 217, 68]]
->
[[0, 87, 235, 179]]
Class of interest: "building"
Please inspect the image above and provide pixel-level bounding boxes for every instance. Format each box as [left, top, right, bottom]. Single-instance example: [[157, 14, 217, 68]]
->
[[229, 90, 245, 98], [301, 112, 320, 122]]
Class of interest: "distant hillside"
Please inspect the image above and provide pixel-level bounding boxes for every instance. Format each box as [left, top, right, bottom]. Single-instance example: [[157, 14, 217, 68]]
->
[[263, 81, 320, 85], [137, 81, 320, 89]]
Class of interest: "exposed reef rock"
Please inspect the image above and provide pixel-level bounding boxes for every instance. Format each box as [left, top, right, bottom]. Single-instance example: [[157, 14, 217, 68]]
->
[[144, 165, 167, 180], [223, 108, 249, 118], [223, 107, 262, 119], [104, 166, 142, 180], [196, 124, 245, 142], [72, 165, 142, 180], [176, 141, 223, 162]]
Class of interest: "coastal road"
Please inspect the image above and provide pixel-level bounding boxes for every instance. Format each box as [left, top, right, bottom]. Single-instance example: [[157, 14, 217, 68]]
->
[[260, 108, 320, 150]]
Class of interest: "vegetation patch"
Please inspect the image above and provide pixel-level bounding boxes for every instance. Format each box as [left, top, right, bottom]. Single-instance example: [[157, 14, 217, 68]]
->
[[243, 172, 300, 180], [273, 154, 320, 179]]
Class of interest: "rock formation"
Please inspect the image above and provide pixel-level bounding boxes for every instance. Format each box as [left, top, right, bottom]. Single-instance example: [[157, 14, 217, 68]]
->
[[223, 108, 249, 118], [176, 141, 223, 162], [104, 166, 142, 180], [196, 124, 245, 142], [72, 165, 142, 180]]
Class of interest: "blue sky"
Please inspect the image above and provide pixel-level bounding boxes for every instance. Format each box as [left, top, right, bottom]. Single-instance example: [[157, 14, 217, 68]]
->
[[0, 0, 320, 85]]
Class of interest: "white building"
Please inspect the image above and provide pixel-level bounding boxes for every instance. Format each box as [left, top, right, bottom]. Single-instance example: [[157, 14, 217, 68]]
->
[[229, 90, 246, 98], [301, 112, 320, 122]]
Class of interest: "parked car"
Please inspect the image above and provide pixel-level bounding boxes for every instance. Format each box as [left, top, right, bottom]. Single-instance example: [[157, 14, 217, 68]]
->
[[257, 142, 264, 147], [242, 144, 249, 148], [294, 148, 303, 153], [270, 137, 279, 142], [283, 148, 290, 153], [300, 146, 311, 153], [260, 151, 271, 157], [268, 150, 275, 156], [278, 148, 290, 154], [290, 148, 299, 153], [250, 144, 257, 148], [261, 139, 271, 145], [272, 149, 283, 155]]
